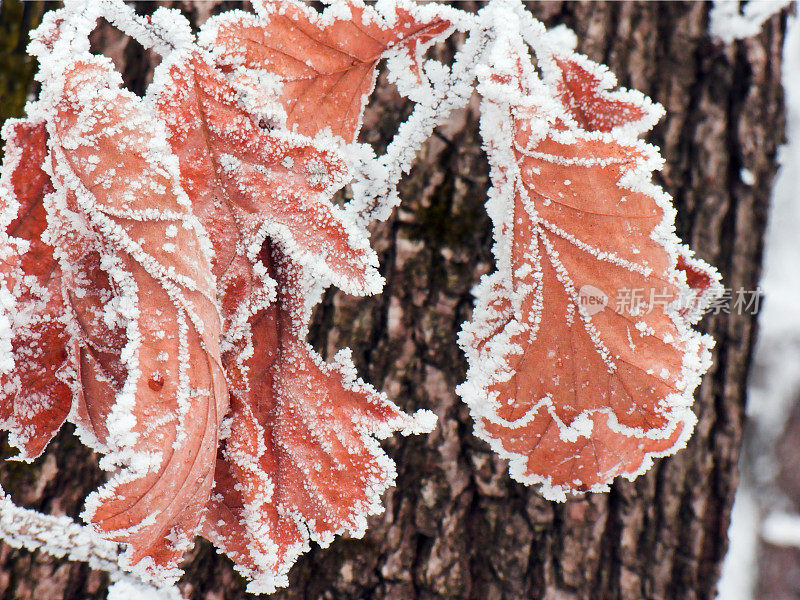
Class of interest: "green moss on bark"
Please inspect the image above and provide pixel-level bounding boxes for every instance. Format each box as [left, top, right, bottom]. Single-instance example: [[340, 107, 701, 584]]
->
[[0, 0, 47, 157]]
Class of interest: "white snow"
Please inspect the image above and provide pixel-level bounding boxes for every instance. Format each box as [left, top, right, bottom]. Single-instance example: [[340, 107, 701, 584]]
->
[[762, 511, 800, 547], [717, 485, 760, 600], [711, 0, 793, 43], [107, 575, 186, 600]]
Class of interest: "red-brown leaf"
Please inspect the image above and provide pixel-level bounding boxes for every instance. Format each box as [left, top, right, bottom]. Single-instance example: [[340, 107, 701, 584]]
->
[[46, 205, 127, 453], [203, 247, 432, 593], [201, 0, 453, 141], [545, 52, 660, 135], [0, 119, 71, 460], [152, 49, 430, 591], [47, 56, 228, 579], [544, 49, 721, 322], [459, 43, 718, 500], [153, 50, 382, 300]]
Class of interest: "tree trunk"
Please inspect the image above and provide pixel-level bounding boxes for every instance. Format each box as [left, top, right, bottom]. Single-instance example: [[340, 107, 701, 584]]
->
[[0, 2, 788, 599]]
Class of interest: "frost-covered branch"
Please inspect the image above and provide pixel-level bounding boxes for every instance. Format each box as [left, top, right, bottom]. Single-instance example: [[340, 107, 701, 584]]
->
[[0, 487, 121, 572], [348, 25, 487, 225]]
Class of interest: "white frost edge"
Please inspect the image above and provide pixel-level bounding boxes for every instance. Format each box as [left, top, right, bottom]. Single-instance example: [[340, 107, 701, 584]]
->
[[348, 19, 486, 227], [0, 118, 38, 452]]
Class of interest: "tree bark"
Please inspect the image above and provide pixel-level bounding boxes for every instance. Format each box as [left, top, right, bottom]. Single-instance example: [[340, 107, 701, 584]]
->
[[0, 2, 788, 599]]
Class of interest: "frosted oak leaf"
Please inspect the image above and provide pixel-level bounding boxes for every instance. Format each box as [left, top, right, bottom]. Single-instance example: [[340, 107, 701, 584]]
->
[[203, 247, 434, 594], [151, 49, 382, 314], [200, 0, 454, 142], [458, 37, 720, 501]]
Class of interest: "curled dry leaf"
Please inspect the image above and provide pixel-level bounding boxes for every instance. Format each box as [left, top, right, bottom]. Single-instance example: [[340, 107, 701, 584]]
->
[[458, 34, 720, 501], [43, 55, 228, 578], [200, 0, 453, 142], [204, 248, 434, 594]]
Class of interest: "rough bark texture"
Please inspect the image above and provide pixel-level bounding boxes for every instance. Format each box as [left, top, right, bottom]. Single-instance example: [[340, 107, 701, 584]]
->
[[0, 2, 788, 599]]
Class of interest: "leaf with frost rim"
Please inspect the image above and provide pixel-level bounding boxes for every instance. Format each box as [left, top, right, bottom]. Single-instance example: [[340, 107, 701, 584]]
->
[[149, 46, 433, 593], [41, 52, 228, 582], [203, 248, 435, 594], [458, 26, 720, 501]]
